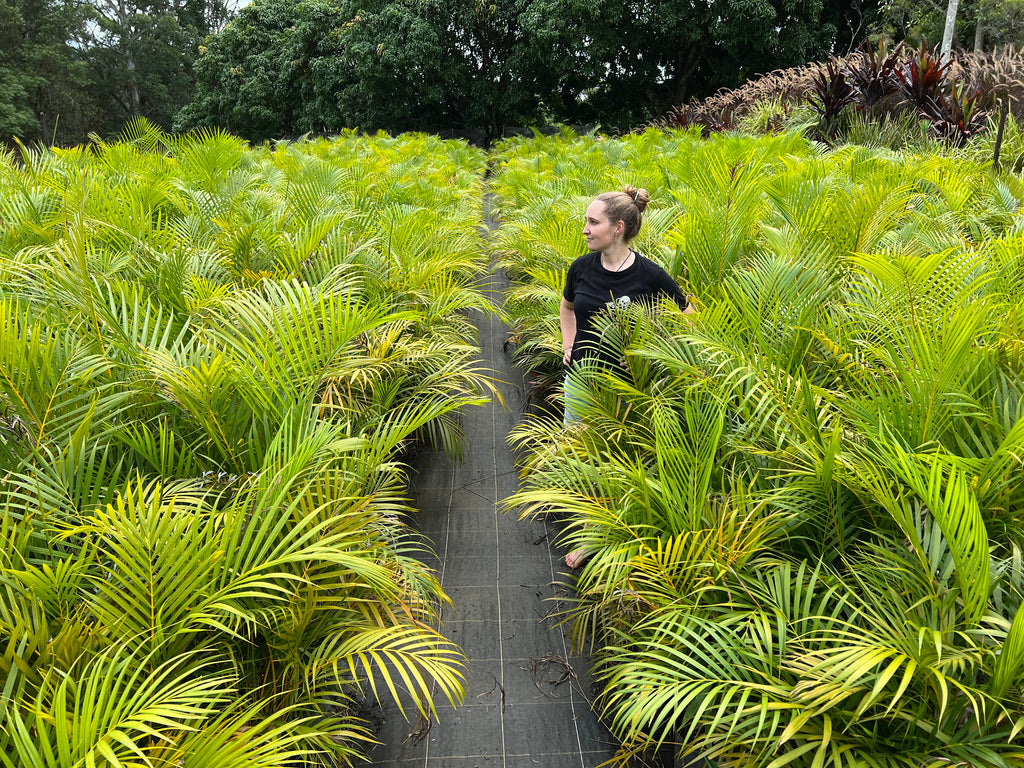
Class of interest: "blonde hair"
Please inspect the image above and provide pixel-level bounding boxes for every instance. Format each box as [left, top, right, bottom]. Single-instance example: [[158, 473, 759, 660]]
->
[[594, 185, 649, 243]]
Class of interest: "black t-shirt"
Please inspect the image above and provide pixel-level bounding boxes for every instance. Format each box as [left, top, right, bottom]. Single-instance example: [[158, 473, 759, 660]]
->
[[563, 251, 688, 366]]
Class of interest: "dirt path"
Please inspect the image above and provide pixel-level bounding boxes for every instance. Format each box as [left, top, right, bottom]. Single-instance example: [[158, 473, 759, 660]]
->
[[365, 264, 620, 767]]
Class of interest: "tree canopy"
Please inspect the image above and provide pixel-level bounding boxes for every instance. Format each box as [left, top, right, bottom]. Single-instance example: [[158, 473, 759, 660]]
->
[[882, 0, 1024, 50], [0, 0, 230, 145], [0, 0, 92, 142], [19, 0, 1024, 145], [565, 0, 844, 123], [176, 0, 863, 143]]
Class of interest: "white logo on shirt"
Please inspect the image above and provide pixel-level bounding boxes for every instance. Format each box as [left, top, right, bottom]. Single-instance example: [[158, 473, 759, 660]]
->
[[607, 296, 632, 311]]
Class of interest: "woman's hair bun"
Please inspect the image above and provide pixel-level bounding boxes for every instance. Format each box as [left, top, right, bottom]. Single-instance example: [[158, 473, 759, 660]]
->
[[595, 185, 650, 243], [622, 185, 650, 213]]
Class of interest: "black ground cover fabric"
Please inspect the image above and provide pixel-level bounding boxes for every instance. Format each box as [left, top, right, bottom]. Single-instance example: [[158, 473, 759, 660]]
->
[[365, 269, 619, 767]]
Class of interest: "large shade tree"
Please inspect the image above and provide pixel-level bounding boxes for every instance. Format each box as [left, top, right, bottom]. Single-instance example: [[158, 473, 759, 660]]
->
[[0, 0, 94, 143], [178, 0, 853, 142], [555, 0, 842, 124], [335, 0, 577, 143], [87, 0, 232, 136], [0, 0, 232, 144], [174, 0, 343, 139], [178, 0, 588, 142]]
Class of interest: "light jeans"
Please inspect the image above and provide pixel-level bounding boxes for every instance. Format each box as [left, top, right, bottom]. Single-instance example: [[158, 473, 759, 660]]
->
[[563, 367, 585, 426]]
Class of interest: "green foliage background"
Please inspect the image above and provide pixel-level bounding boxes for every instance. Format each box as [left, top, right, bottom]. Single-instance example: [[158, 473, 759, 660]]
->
[[177, 0, 849, 142], [1, 0, 882, 145]]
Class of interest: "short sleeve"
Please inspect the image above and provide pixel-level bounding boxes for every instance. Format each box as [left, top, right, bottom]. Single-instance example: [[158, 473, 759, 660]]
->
[[563, 259, 580, 303], [653, 266, 688, 309]]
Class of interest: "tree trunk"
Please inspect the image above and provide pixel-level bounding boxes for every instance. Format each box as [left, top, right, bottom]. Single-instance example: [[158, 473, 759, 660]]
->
[[126, 51, 141, 116], [974, 11, 984, 52], [941, 0, 960, 63], [670, 41, 708, 108]]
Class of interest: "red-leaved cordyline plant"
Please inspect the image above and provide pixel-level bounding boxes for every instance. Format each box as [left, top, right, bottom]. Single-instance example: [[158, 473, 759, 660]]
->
[[806, 61, 857, 140], [845, 38, 903, 109], [893, 41, 951, 111], [650, 38, 1024, 150], [923, 79, 991, 147]]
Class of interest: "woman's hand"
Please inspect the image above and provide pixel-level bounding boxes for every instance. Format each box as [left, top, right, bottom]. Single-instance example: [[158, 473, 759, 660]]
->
[[560, 298, 576, 367]]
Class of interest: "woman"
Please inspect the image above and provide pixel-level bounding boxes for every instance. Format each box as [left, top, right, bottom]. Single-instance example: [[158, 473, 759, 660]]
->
[[559, 185, 694, 568]]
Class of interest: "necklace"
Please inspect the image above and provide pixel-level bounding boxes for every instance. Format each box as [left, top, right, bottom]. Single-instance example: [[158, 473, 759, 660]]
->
[[609, 249, 634, 272]]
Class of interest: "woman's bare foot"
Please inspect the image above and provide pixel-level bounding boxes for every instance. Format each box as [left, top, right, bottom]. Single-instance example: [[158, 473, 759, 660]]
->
[[565, 549, 590, 569]]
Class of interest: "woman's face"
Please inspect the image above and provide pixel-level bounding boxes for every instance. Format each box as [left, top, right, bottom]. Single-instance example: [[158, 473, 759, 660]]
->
[[583, 200, 622, 252]]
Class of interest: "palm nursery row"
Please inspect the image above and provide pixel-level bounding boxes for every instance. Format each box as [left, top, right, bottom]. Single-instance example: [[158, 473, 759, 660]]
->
[[496, 129, 1024, 767], [0, 122, 492, 767]]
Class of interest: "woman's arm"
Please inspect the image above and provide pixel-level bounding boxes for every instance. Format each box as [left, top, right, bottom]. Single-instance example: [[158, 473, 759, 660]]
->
[[559, 298, 576, 366], [651, 265, 696, 318]]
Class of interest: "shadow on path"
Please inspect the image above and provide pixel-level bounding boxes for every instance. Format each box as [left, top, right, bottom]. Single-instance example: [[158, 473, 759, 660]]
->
[[365, 269, 621, 767]]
